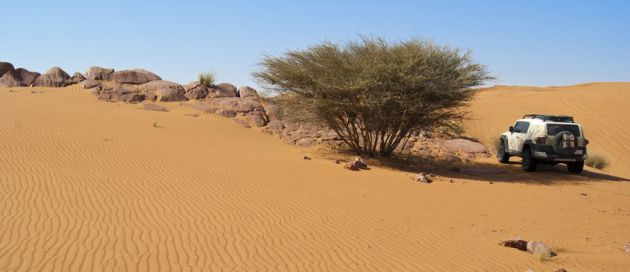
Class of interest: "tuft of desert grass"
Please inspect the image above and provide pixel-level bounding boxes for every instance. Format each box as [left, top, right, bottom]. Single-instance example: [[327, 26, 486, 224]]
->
[[198, 72, 216, 87], [586, 153, 610, 170]]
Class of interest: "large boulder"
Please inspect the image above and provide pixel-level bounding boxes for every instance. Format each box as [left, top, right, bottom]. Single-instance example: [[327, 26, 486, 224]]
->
[[32, 66, 70, 87], [98, 86, 145, 103], [67, 72, 86, 84], [16, 68, 40, 86], [238, 86, 259, 99], [0, 62, 14, 77], [110, 69, 161, 84], [79, 79, 101, 89], [137, 80, 187, 102], [208, 82, 238, 98], [85, 66, 114, 80], [444, 138, 488, 154], [184, 81, 208, 100], [0, 70, 22, 87]]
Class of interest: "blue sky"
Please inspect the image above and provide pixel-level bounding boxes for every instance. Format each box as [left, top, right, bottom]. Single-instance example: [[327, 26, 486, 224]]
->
[[1, 0, 628, 88]]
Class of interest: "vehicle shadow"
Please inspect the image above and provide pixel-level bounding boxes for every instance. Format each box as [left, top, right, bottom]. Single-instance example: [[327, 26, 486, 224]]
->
[[316, 146, 629, 184], [371, 154, 629, 184]]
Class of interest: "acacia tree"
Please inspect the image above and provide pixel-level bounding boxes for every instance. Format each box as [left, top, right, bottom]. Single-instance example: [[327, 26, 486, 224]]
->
[[254, 37, 492, 157]]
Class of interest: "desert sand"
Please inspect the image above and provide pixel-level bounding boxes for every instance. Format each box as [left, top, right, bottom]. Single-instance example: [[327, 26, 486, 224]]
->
[[1, 84, 629, 271]]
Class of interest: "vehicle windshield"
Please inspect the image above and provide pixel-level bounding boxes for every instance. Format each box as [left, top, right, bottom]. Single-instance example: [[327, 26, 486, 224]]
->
[[547, 124, 581, 137]]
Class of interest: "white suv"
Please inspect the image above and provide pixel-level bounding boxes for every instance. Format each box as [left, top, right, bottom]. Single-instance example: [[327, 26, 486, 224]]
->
[[497, 114, 589, 173]]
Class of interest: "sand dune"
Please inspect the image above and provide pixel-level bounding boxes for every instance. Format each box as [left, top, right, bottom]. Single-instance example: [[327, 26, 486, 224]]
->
[[1, 85, 629, 271], [466, 82, 630, 179]]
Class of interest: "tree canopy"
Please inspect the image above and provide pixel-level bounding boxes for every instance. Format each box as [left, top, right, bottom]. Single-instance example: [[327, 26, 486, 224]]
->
[[254, 37, 492, 157]]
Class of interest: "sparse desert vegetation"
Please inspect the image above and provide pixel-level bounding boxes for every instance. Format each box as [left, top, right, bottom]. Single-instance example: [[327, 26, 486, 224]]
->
[[586, 153, 611, 170], [198, 72, 215, 86], [254, 37, 491, 157]]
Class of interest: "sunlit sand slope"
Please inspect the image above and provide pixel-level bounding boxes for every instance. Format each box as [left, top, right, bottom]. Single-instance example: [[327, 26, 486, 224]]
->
[[466, 82, 630, 178], [1, 85, 629, 271]]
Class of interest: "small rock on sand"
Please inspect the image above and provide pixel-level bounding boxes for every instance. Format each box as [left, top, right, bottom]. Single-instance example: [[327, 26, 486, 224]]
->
[[415, 172, 433, 183], [345, 157, 367, 171], [501, 239, 528, 251], [624, 242, 630, 253]]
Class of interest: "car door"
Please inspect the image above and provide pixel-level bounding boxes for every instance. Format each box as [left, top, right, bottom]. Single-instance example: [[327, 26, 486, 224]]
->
[[514, 121, 530, 153], [508, 121, 529, 153]]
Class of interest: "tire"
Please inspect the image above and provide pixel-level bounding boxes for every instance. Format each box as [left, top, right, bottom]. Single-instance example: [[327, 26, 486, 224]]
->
[[497, 140, 510, 163], [567, 161, 584, 174], [522, 147, 538, 172]]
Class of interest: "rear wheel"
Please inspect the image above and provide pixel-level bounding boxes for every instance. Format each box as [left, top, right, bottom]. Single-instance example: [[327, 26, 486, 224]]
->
[[522, 147, 538, 172], [497, 140, 510, 163], [567, 161, 584, 174]]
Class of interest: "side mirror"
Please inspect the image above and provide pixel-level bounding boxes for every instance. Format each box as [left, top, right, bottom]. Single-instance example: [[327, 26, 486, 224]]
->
[[509, 126, 514, 133]]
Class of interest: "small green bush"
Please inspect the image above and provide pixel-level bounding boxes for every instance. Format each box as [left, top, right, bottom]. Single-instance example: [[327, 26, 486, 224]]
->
[[585, 153, 610, 169], [198, 72, 215, 86]]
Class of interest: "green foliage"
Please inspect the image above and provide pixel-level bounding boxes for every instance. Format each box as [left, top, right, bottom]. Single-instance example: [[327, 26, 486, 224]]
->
[[585, 153, 610, 169], [198, 72, 216, 87], [254, 37, 492, 157]]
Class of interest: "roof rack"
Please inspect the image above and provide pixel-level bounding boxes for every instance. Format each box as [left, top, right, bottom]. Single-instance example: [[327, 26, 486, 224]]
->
[[522, 114, 574, 123]]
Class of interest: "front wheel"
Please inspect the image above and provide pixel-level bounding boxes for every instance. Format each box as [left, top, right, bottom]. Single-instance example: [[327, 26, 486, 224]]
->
[[522, 148, 538, 172], [567, 161, 584, 174], [497, 140, 510, 163]]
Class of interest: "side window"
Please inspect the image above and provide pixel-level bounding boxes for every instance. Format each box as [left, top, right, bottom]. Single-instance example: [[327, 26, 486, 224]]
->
[[513, 121, 530, 133], [520, 122, 530, 133]]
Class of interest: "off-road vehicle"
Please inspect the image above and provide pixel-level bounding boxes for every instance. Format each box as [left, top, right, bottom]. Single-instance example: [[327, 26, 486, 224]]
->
[[497, 114, 589, 173]]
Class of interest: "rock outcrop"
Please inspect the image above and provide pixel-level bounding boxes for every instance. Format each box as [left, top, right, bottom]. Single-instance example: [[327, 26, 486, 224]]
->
[[85, 66, 114, 80], [32, 67, 70, 87], [238, 86, 259, 99], [184, 81, 208, 100], [0, 62, 14, 77], [209, 83, 238, 98], [111, 69, 161, 84], [98, 86, 145, 103], [0, 70, 22, 87], [79, 79, 101, 89], [68, 72, 86, 84], [16, 68, 41, 86], [134, 80, 187, 102]]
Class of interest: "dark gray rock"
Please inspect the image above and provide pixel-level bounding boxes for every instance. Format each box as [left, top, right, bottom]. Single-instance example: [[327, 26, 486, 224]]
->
[[247, 113, 267, 127], [32, 67, 70, 87], [137, 80, 187, 102], [110, 69, 161, 84], [0, 62, 14, 77], [79, 79, 101, 89], [219, 109, 237, 117], [16, 68, 40, 86], [501, 239, 528, 251], [184, 81, 208, 100], [85, 66, 114, 80], [67, 72, 86, 84], [208, 82, 238, 98], [345, 157, 367, 171], [238, 86, 259, 99], [0, 70, 22, 87]]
